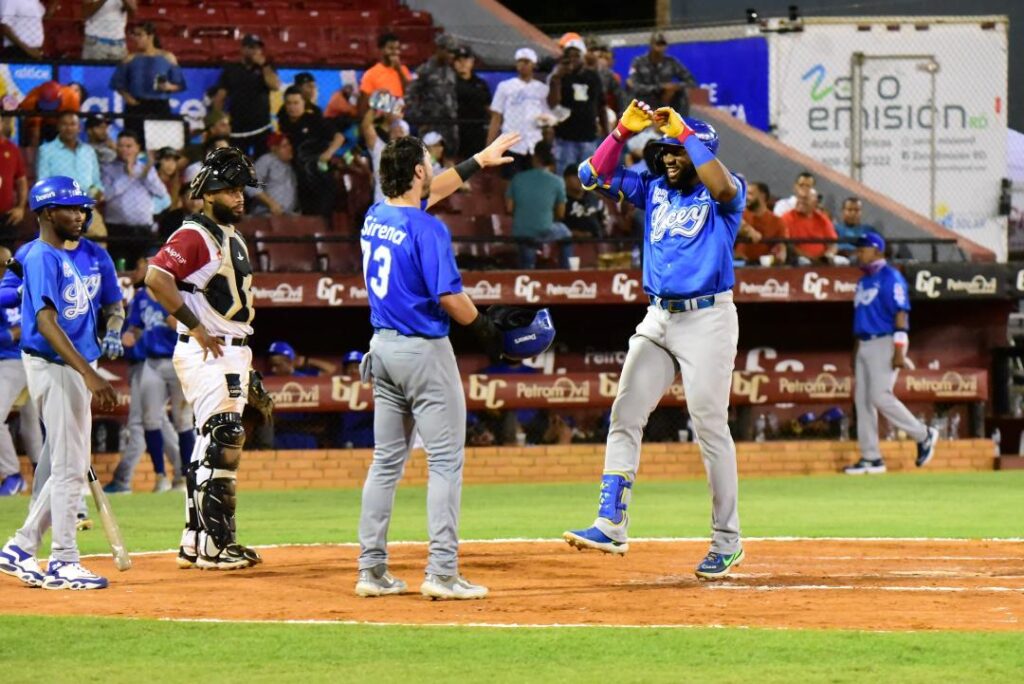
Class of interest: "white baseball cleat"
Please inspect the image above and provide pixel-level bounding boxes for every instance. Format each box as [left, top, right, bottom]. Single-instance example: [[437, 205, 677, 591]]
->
[[420, 574, 488, 600]]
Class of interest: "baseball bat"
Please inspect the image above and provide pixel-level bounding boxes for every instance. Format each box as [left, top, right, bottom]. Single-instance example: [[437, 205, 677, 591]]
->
[[87, 467, 132, 571]]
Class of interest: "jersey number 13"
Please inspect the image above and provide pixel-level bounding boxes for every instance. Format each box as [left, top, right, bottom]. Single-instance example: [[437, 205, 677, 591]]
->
[[360, 239, 392, 298]]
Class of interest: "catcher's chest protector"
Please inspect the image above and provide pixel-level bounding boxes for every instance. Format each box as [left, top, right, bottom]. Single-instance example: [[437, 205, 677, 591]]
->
[[185, 215, 255, 325]]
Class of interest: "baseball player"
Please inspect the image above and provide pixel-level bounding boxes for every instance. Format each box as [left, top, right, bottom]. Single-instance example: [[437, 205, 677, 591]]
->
[[355, 131, 533, 600], [144, 147, 263, 571], [563, 101, 748, 580], [0, 176, 118, 590], [845, 231, 938, 474]]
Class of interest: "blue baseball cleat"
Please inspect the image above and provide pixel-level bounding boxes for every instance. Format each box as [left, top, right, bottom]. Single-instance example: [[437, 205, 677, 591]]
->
[[0, 474, 26, 496], [916, 426, 939, 468], [695, 549, 745, 580], [563, 526, 629, 555]]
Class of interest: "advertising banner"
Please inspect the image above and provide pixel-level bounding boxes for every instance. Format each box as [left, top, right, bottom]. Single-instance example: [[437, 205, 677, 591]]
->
[[770, 20, 1009, 260]]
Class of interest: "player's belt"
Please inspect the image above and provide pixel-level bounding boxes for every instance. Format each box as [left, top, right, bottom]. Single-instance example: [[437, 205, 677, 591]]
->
[[857, 333, 893, 341], [177, 333, 249, 347], [650, 294, 717, 313]]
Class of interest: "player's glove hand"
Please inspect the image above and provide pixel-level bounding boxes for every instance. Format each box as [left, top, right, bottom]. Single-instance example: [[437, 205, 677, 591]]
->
[[654, 106, 691, 140], [4, 257, 23, 280], [616, 99, 654, 137], [486, 305, 537, 331], [247, 369, 274, 426], [101, 329, 124, 359], [467, 311, 503, 364]]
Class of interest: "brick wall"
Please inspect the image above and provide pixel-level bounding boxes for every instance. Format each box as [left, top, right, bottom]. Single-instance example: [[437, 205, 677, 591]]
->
[[20, 439, 994, 493]]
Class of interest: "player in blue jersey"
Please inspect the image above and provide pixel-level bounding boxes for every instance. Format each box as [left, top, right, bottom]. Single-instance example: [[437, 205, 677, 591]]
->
[[0, 176, 118, 590], [563, 100, 748, 579], [845, 231, 938, 474], [354, 131, 525, 600]]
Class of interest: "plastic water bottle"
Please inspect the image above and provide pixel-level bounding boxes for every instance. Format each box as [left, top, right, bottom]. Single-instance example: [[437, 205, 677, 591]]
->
[[948, 414, 960, 441], [94, 423, 107, 453], [992, 428, 1001, 457], [754, 414, 767, 442]]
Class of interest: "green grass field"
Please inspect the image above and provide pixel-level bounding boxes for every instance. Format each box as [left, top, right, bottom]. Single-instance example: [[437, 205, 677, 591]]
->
[[1, 471, 1022, 682]]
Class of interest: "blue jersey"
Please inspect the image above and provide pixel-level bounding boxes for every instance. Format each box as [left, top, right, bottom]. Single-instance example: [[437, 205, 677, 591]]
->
[[20, 241, 100, 364], [1, 237, 121, 311], [361, 201, 463, 338], [617, 169, 745, 299], [0, 303, 21, 361], [854, 263, 910, 337], [127, 286, 176, 358]]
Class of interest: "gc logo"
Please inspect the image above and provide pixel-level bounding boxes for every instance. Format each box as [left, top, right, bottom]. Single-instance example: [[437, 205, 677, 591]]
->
[[514, 275, 541, 303], [611, 273, 640, 302], [802, 272, 830, 301], [467, 374, 507, 409], [914, 270, 943, 299], [316, 277, 345, 306]]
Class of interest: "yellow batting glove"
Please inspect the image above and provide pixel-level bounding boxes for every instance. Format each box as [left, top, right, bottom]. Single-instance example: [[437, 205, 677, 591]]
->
[[654, 106, 690, 139], [615, 99, 654, 138]]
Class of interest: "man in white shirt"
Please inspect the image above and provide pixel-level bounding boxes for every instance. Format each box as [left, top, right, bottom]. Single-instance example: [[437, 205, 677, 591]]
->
[[487, 47, 551, 177], [82, 0, 135, 61], [0, 0, 48, 60], [773, 170, 815, 217]]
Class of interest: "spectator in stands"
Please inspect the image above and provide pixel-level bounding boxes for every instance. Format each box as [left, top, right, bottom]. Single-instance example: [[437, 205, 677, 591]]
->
[[265, 341, 336, 450], [325, 83, 359, 163], [405, 33, 459, 154], [333, 350, 373, 448], [17, 79, 81, 146], [154, 146, 186, 237], [563, 164, 605, 239], [548, 39, 607, 175], [507, 141, 572, 269], [83, 0, 135, 61], [182, 109, 230, 165], [360, 95, 408, 205], [37, 112, 104, 203], [735, 181, 787, 265], [773, 170, 815, 217], [213, 33, 280, 159], [627, 31, 697, 115], [0, 110, 27, 241], [0, 0, 50, 60], [182, 133, 229, 183], [422, 131, 453, 175], [101, 129, 169, 262], [278, 85, 343, 217], [293, 72, 322, 116], [587, 36, 625, 115], [111, 21, 184, 148], [835, 196, 874, 256], [247, 133, 297, 217], [326, 83, 357, 120], [488, 47, 550, 177], [453, 45, 490, 160], [85, 112, 117, 164], [359, 33, 411, 109], [781, 188, 838, 263]]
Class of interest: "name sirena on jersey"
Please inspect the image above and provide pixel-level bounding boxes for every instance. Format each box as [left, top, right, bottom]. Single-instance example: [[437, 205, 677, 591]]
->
[[361, 217, 408, 246]]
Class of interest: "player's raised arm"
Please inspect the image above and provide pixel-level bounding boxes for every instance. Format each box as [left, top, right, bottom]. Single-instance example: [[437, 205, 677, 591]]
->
[[578, 99, 653, 205], [653, 107, 736, 203], [426, 132, 522, 208]]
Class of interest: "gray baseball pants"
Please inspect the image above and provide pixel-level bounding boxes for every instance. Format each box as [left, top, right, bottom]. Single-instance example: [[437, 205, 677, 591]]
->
[[855, 336, 928, 461], [0, 358, 42, 477], [358, 331, 466, 576], [595, 294, 742, 555], [13, 354, 92, 563]]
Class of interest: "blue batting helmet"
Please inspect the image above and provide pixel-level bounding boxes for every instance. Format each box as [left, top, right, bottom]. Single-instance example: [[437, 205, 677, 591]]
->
[[268, 341, 296, 360], [643, 118, 720, 176], [29, 176, 94, 230], [502, 308, 555, 360]]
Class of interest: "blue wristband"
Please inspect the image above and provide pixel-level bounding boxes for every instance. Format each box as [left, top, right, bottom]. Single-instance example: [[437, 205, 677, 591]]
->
[[682, 133, 715, 167]]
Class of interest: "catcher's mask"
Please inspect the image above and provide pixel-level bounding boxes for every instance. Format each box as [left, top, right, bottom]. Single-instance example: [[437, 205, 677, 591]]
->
[[189, 146, 260, 199]]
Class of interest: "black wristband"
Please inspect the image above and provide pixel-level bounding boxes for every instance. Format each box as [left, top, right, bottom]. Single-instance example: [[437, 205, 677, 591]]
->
[[173, 304, 200, 330], [455, 156, 482, 182], [467, 312, 503, 363]]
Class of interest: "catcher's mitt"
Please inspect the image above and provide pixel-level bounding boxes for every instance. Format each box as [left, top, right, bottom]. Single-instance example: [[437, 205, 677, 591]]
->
[[241, 369, 274, 438]]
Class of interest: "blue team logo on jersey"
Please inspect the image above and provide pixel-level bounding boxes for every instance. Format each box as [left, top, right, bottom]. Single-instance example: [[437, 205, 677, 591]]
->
[[141, 304, 168, 330], [649, 186, 711, 243], [60, 264, 91, 320], [854, 283, 880, 307]]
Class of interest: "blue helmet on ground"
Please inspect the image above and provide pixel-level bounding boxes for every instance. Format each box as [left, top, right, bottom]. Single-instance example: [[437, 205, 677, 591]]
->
[[643, 117, 720, 176], [500, 308, 555, 360], [29, 176, 94, 230]]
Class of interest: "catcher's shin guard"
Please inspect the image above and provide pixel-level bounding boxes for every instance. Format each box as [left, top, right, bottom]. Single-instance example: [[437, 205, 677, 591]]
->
[[195, 412, 247, 566]]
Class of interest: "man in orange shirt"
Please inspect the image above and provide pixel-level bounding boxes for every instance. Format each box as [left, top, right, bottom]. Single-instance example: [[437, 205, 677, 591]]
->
[[781, 188, 837, 262], [17, 80, 82, 146], [735, 181, 787, 264], [359, 33, 412, 114]]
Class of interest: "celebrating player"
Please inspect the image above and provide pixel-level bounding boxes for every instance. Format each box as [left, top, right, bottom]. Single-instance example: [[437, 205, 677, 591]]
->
[[844, 231, 938, 474], [563, 101, 748, 579], [0, 176, 118, 590], [354, 131, 557, 600], [144, 147, 265, 570]]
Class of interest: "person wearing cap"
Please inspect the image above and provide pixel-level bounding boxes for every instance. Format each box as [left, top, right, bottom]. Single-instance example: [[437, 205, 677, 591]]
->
[[332, 350, 374, 449], [359, 32, 411, 109], [212, 33, 280, 160], [17, 80, 81, 147], [405, 33, 460, 154], [278, 84, 343, 217], [247, 133, 297, 216], [292, 72, 322, 117], [586, 36, 625, 116], [83, 0, 135, 61], [0, 0, 49, 60], [0, 109, 27, 238], [266, 341, 336, 378], [845, 231, 938, 475], [110, 21, 185, 148], [627, 31, 696, 115], [548, 38, 607, 175], [488, 46, 551, 177], [422, 131, 451, 175], [453, 45, 491, 160], [101, 129, 169, 262], [85, 113, 117, 165]]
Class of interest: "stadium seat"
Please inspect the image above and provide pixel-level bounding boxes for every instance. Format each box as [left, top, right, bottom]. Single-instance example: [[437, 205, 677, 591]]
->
[[341, 170, 373, 218], [134, 5, 176, 27], [437, 214, 477, 237], [315, 233, 360, 273], [267, 214, 328, 237], [328, 211, 354, 234], [230, 7, 276, 29], [254, 231, 319, 272], [237, 215, 272, 241]]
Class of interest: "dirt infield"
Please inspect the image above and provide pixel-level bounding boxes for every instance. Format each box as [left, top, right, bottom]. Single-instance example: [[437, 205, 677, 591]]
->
[[1, 540, 1021, 631]]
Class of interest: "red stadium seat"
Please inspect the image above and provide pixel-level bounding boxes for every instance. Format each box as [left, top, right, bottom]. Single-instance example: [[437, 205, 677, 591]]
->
[[135, 5, 177, 27], [254, 231, 319, 272], [267, 214, 328, 237], [315, 234, 360, 273], [229, 7, 276, 30], [341, 170, 373, 218], [436, 214, 477, 237], [237, 215, 272, 241], [322, 9, 380, 28]]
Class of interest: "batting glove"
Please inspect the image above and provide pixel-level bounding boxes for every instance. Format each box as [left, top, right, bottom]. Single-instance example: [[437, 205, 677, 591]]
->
[[101, 330, 125, 360], [4, 257, 23, 279], [615, 99, 654, 139], [654, 106, 692, 141]]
